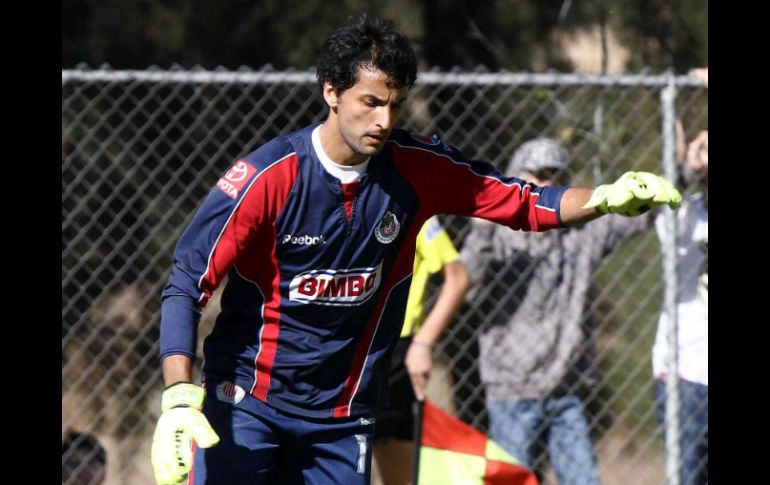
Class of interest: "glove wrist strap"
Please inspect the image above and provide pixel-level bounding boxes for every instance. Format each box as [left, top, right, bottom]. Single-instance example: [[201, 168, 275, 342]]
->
[[161, 382, 205, 412]]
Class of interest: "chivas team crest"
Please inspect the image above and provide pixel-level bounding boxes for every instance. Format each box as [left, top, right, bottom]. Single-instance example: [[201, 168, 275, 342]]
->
[[375, 211, 400, 244]]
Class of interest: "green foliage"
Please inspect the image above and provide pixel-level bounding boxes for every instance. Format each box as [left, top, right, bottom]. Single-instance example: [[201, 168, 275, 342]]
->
[[612, 0, 708, 71], [593, 229, 665, 443], [63, 0, 707, 71]]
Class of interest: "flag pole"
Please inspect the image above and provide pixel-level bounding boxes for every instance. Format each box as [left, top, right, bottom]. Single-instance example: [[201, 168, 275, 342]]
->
[[412, 399, 424, 484]]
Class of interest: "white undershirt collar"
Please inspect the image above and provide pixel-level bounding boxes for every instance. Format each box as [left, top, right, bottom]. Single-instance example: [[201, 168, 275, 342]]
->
[[312, 126, 369, 184]]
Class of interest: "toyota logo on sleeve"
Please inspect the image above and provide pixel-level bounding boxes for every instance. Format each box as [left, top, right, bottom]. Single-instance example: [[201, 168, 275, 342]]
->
[[217, 160, 257, 199], [225, 161, 249, 182]]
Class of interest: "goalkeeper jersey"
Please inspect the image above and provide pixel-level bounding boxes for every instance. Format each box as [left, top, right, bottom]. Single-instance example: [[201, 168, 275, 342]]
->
[[160, 123, 566, 419]]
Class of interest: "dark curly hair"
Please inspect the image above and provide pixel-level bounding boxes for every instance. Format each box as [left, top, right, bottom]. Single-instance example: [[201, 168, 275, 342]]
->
[[316, 13, 417, 94]]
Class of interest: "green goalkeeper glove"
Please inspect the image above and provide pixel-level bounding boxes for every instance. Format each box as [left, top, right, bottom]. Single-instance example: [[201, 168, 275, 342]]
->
[[583, 171, 682, 216], [151, 383, 220, 485]]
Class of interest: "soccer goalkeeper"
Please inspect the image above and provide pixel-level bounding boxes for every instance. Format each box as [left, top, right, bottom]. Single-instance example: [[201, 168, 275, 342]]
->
[[150, 13, 681, 485]]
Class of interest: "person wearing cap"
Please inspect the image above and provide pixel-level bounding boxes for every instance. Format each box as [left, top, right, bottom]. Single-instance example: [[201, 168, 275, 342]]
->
[[460, 137, 651, 485]]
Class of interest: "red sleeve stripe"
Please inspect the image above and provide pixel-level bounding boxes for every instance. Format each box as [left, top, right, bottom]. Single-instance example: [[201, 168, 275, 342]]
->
[[387, 140, 529, 188], [389, 141, 560, 230], [197, 152, 297, 306]]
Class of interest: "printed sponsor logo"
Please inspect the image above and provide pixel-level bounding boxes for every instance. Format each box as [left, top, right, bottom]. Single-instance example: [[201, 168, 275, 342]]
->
[[374, 211, 400, 244], [281, 234, 327, 246], [225, 161, 250, 182], [216, 160, 256, 199], [216, 178, 239, 199], [289, 263, 382, 306], [215, 381, 246, 404]]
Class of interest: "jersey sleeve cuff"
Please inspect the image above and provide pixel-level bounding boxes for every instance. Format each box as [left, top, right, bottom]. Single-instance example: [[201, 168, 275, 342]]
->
[[537, 185, 568, 227], [159, 294, 202, 362]]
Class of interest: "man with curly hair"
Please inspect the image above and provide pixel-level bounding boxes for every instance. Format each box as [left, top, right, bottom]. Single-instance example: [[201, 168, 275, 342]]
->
[[150, 14, 681, 485]]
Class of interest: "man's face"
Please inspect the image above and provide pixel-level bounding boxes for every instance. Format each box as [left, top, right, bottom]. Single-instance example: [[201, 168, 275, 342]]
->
[[325, 67, 409, 159]]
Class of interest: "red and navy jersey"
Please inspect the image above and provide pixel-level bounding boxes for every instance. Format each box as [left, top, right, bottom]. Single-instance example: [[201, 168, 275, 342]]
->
[[160, 124, 566, 418]]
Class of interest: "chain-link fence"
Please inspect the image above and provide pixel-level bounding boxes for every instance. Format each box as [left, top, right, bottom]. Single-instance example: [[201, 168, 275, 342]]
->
[[62, 67, 707, 485]]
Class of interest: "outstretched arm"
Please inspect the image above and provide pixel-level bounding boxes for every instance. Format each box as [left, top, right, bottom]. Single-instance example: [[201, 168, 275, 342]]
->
[[559, 187, 602, 226], [569, 172, 682, 225]]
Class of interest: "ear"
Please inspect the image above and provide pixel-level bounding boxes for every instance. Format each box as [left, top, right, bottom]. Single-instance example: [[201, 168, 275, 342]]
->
[[322, 81, 338, 110]]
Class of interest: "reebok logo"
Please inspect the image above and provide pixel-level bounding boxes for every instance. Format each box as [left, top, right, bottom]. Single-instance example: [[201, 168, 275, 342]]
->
[[289, 262, 382, 306], [281, 234, 327, 246]]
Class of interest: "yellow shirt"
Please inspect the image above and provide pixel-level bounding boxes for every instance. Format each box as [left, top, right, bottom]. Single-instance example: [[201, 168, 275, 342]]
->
[[400, 216, 460, 338]]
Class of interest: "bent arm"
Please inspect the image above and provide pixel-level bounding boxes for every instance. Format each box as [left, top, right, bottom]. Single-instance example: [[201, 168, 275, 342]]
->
[[406, 259, 470, 400], [412, 260, 470, 347]]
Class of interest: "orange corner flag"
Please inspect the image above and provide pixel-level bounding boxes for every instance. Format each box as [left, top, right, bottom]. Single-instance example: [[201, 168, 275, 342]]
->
[[416, 399, 539, 485]]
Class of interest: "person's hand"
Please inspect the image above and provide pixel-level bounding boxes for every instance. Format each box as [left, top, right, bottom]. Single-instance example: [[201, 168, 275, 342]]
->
[[686, 130, 708, 174], [689, 67, 708, 88], [583, 172, 682, 216], [405, 340, 434, 401], [151, 383, 220, 485]]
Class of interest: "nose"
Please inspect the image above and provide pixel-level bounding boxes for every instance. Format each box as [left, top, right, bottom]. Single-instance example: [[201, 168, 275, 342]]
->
[[378, 101, 404, 131], [376, 107, 392, 131]]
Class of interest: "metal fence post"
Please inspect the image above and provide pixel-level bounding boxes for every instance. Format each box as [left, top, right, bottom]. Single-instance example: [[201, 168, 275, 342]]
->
[[660, 71, 681, 485]]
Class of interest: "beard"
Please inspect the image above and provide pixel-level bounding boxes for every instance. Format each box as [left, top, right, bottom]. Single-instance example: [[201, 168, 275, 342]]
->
[[343, 131, 383, 157], [338, 118, 386, 158]]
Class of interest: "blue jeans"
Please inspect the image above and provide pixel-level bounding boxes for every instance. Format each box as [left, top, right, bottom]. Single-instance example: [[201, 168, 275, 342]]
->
[[488, 395, 600, 485], [655, 378, 708, 485]]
